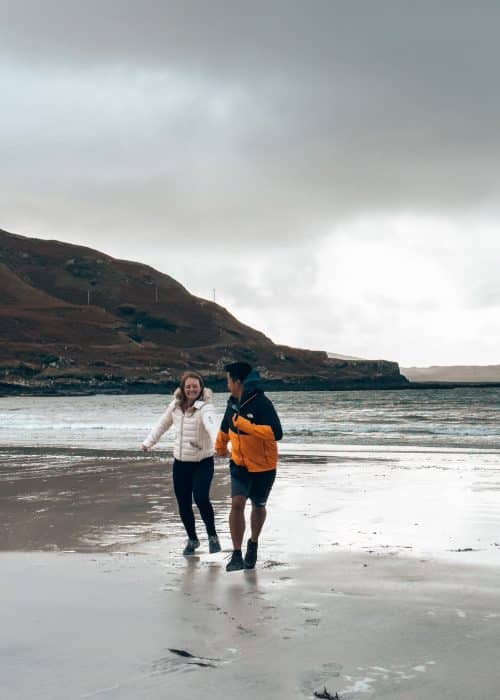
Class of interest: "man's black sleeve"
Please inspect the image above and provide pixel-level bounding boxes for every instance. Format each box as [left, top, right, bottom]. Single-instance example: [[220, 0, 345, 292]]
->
[[220, 403, 231, 433], [259, 395, 283, 441]]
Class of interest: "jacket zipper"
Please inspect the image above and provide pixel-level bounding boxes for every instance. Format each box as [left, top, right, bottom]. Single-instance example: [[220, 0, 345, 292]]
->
[[179, 413, 185, 460]]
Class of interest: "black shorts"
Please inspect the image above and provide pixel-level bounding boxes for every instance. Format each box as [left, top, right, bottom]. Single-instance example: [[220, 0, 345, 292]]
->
[[230, 461, 276, 507]]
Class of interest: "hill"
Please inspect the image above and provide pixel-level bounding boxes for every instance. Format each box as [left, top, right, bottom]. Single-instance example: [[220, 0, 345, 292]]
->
[[0, 228, 408, 395]]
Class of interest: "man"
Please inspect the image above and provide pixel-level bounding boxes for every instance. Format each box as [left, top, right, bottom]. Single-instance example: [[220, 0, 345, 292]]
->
[[215, 361, 283, 571]]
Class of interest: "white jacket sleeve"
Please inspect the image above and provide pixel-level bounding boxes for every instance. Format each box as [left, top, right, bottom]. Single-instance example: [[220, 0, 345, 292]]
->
[[200, 404, 219, 445], [142, 402, 175, 449]]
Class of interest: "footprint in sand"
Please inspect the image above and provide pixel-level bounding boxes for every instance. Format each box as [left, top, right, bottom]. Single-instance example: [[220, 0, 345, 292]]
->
[[262, 560, 288, 568], [305, 617, 321, 626]]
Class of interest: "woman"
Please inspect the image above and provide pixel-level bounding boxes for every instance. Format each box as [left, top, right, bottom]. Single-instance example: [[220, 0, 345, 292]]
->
[[141, 372, 221, 555]]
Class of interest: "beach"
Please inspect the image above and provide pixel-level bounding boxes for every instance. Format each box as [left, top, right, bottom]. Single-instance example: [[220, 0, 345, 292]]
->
[[4, 546, 500, 700], [1, 389, 500, 698]]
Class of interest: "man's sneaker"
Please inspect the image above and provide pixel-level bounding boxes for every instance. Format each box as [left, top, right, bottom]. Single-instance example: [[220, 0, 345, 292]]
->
[[225, 550, 245, 572], [182, 538, 200, 556], [244, 538, 258, 569], [208, 535, 221, 554]]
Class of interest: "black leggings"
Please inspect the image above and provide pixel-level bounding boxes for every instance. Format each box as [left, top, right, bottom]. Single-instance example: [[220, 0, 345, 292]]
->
[[172, 456, 217, 540]]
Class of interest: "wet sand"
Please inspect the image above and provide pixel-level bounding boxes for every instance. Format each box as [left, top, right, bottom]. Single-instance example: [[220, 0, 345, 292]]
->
[[2, 447, 500, 698]]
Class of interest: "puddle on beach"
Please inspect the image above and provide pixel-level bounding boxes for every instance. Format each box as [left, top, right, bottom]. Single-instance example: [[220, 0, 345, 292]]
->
[[0, 450, 228, 552]]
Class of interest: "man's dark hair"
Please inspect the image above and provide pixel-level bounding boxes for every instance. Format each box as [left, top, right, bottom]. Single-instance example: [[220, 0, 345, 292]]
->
[[224, 361, 252, 382]]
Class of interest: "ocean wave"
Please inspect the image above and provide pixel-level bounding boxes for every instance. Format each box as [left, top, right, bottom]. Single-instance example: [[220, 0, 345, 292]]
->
[[1, 388, 499, 451]]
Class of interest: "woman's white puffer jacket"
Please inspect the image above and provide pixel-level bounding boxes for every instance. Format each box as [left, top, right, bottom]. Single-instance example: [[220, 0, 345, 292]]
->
[[142, 388, 219, 462]]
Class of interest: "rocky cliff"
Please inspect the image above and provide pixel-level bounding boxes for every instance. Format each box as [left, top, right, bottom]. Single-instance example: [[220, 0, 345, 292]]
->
[[0, 228, 408, 395]]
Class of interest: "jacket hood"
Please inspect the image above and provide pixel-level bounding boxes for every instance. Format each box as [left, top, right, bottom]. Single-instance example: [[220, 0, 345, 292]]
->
[[173, 387, 213, 404], [242, 368, 262, 394]]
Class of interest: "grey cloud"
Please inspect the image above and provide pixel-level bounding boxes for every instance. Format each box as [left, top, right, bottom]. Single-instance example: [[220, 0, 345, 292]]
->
[[2, 2, 498, 76], [2, 1, 500, 230]]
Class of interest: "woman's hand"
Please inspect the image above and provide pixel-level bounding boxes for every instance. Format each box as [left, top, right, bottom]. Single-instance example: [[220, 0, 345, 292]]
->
[[140, 444, 149, 452]]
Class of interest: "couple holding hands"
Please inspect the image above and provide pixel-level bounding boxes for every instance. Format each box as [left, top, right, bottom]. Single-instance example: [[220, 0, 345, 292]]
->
[[141, 362, 283, 572]]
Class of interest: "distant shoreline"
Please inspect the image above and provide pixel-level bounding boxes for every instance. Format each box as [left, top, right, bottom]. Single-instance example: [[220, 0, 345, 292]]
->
[[404, 381, 500, 390]]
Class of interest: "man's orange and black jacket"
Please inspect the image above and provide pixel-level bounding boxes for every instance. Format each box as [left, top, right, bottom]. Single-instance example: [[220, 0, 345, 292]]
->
[[215, 369, 283, 473]]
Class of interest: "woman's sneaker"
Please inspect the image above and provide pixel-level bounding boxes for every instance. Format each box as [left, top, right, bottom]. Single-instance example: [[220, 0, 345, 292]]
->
[[208, 535, 221, 553], [244, 539, 258, 569], [225, 550, 245, 571], [183, 538, 200, 556]]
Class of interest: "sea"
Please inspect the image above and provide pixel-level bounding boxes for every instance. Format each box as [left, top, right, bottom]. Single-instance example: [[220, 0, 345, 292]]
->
[[1, 387, 498, 451]]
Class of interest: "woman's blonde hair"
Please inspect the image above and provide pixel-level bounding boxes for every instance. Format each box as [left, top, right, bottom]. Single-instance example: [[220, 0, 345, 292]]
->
[[178, 371, 204, 409]]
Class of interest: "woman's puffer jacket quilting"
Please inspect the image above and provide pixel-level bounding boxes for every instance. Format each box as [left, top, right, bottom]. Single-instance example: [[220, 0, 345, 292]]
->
[[142, 388, 219, 461]]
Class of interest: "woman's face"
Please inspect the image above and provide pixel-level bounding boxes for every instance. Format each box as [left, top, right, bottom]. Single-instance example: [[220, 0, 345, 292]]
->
[[184, 377, 202, 403]]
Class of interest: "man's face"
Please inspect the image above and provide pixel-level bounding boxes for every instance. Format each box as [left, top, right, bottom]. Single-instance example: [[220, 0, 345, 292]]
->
[[227, 374, 243, 398]]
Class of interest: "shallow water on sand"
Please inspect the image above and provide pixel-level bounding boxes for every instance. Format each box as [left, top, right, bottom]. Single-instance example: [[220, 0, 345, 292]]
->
[[1, 447, 500, 566]]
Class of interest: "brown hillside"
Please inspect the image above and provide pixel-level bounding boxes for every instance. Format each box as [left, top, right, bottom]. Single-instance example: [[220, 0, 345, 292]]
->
[[0, 228, 408, 394]]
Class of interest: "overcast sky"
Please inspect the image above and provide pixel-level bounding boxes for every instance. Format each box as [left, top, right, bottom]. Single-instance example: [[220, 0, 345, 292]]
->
[[1, 1, 499, 366]]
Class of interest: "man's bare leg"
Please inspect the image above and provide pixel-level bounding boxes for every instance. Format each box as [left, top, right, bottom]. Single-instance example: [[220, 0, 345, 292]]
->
[[250, 504, 266, 542], [229, 495, 247, 550]]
